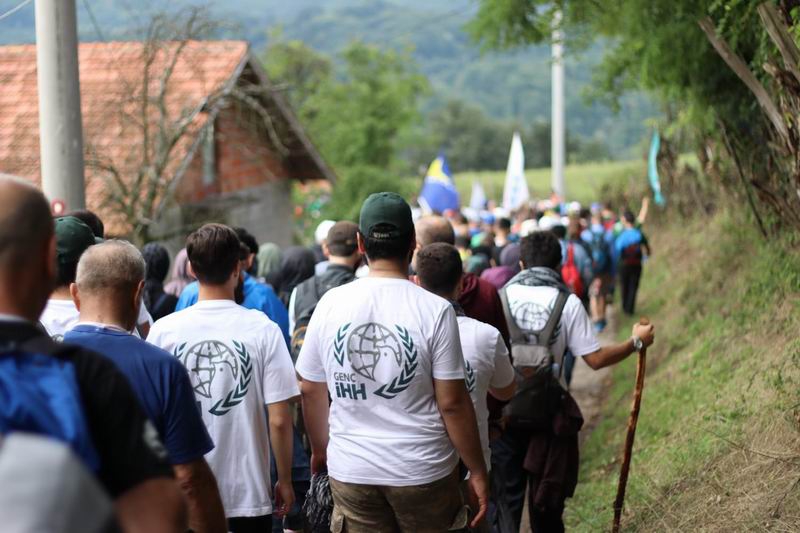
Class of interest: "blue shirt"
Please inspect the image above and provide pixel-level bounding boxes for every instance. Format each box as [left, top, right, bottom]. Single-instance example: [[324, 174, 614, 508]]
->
[[614, 228, 647, 257], [65, 324, 214, 465], [175, 273, 290, 347]]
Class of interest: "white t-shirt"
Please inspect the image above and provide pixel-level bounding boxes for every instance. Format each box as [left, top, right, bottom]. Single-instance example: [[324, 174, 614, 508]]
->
[[295, 277, 466, 487], [457, 315, 514, 467], [40, 299, 153, 341], [503, 285, 600, 366], [147, 300, 299, 517]]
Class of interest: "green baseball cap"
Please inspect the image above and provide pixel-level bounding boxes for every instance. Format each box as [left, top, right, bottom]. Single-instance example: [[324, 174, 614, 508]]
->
[[359, 192, 413, 240], [55, 216, 100, 265]]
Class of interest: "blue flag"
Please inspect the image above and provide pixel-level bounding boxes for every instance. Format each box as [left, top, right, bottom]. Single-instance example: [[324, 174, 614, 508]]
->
[[648, 131, 666, 206], [419, 153, 460, 213]]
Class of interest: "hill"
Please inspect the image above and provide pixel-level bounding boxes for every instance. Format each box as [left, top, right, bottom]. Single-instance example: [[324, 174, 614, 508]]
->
[[564, 210, 800, 530], [0, 0, 658, 159]]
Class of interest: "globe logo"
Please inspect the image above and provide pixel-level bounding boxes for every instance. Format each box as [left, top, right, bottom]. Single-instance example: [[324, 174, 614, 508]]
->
[[512, 302, 561, 345], [347, 323, 402, 381], [182, 340, 238, 398]]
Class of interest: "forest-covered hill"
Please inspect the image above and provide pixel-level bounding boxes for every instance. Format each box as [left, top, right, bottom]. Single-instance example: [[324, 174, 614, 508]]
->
[[0, 0, 658, 159]]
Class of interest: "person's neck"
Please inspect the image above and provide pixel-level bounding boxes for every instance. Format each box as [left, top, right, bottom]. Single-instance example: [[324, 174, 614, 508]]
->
[[367, 258, 409, 279], [50, 286, 72, 300], [198, 282, 235, 302], [328, 256, 356, 270], [78, 301, 135, 332]]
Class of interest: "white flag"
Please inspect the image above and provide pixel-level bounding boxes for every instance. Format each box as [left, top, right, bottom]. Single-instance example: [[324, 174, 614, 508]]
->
[[470, 181, 487, 210], [502, 132, 530, 211]]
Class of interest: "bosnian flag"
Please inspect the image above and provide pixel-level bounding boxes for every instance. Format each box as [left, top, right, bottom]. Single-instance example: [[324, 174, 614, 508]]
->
[[419, 153, 460, 214], [502, 132, 530, 211]]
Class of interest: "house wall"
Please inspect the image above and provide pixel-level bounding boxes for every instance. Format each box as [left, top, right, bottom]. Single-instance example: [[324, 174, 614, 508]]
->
[[164, 105, 295, 249]]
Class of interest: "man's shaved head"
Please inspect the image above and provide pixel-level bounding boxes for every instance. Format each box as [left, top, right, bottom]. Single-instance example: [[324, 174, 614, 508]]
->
[[0, 174, 57, 320], [76, 240, 145, 294], [0, 174, 53, 271], [415, 216, 455, 248]]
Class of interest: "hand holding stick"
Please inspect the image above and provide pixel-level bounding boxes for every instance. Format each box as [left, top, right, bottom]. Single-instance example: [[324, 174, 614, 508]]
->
[[612, 318, 651, 532]]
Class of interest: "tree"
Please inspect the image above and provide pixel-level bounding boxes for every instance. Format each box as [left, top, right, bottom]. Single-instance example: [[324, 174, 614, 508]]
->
[[469, 0, 800, 231], [83, 8, 292, 244]]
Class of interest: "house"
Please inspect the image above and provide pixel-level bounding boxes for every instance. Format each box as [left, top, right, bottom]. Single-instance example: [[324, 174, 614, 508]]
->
[[0, 40, 334, 247]]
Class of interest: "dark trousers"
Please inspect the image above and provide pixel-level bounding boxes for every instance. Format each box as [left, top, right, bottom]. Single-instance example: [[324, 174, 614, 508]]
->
[[228, 514, 272, 533], [491, 429, 567, 533], [618, 264, 642, 315]]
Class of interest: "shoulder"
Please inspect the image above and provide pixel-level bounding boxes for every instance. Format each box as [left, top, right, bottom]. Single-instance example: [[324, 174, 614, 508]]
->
[[458, 315, 501, 344]]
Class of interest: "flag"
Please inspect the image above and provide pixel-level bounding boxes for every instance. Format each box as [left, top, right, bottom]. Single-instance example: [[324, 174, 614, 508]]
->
[[648, 131, 666, 206], [419, 153, 460, 214], [470, 181, 487, 210], [503, 132, 529, 211]]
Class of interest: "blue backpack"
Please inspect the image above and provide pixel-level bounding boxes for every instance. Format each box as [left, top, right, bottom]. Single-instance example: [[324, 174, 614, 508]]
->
[[589, 230, 611, 274], [0, 337, 99, 472]]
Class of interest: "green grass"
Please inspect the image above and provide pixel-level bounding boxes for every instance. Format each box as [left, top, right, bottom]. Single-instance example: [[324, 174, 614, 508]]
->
[[564, 209, 800, 531], [453, 159, 647, 205]]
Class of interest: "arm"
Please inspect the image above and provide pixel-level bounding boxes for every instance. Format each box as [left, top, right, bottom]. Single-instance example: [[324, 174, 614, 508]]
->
[[173, 459, 226, 533], [115, 478, 186, 533], [583, 322, 655, 370], [267, 400, 295, 517], [434, 378, 489, 528], [300, 378, 330, 474], [489, 381, 516, 402]]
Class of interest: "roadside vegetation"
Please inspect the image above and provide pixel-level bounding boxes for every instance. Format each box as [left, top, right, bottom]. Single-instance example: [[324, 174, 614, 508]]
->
[[565, 208, 800, 531]]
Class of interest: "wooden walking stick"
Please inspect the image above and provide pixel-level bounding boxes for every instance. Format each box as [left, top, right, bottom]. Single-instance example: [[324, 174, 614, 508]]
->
[[612, 318, 650, 532]]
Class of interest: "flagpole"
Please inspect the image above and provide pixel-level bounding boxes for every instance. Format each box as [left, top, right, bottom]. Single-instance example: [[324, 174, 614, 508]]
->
[[551, 9, 566, 200]]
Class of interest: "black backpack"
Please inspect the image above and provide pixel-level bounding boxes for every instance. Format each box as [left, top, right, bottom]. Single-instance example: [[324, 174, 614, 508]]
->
[[499, 288, 569, 430]]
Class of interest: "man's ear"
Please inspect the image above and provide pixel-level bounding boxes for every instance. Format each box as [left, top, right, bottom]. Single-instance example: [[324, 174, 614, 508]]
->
[[357, 232, 367, 255], [45, 234, 57, 288], [133, 280, 145, 312], [246, 253, 255, 271], [69, 283, 80, 311]]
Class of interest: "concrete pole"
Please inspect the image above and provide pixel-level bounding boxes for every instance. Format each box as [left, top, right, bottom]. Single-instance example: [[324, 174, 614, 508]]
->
[[35, 0, 86, 212], [551, 9, 566, 201]]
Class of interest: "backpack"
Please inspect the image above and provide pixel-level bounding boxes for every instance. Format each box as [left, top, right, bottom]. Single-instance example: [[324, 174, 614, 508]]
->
[[499, 288, 569, 430], [561, 244, 585, 298], [0, 337, 99, 472], [621, 242, 643, 266], [589, 230, 611, 274]]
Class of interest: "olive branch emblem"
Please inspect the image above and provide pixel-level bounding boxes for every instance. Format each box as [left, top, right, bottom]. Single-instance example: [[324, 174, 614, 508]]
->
[[173, 342, 187, 359], [374, 326, 418, 399], [465, 360, 476, 393], [209, 340, 253, 416], [333, 323, 350, 367]]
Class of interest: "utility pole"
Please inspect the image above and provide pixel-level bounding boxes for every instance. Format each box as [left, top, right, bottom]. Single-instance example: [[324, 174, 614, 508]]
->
[[35, 0, 86, 212], [551, 9, 566, 201]]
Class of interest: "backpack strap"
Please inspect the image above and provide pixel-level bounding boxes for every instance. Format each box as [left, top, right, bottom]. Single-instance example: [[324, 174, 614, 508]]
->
[[499, 288, 527, 345], [542, 291, 570, 380]]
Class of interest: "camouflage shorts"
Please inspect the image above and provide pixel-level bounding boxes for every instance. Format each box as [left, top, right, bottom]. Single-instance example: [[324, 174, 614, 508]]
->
[[329, 468, 469, 533]]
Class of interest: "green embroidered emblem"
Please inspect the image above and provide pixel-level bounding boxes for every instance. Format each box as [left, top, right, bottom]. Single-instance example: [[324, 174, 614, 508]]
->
[[374, 326, 418, 399]]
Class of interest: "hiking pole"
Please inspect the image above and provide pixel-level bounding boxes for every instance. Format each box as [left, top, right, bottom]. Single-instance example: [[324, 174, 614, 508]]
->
[[612, 317, 650, 533]]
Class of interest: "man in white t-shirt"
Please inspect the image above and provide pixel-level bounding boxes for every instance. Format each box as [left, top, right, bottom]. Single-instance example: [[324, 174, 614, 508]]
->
[[296, 192, 490, 532], [147, 223, 298, 533], [416, 243, 516, 469], [41, 215, 153, 340], [496, 230, 655, 532], [416, 243, 516, 532]]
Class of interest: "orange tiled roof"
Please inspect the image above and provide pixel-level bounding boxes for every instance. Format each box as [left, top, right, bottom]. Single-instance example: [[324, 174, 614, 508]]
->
[[0, 40, 248, 232]]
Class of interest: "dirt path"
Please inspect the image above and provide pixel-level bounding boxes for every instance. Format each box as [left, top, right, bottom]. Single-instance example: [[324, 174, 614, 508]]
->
[[519, 308, 618, 532]]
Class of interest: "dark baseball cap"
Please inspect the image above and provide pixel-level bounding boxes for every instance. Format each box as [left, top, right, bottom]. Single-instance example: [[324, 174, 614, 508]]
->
[[358, 192, 413, 241], [327, 221, 359, 257], [55, 216, 101, 265]]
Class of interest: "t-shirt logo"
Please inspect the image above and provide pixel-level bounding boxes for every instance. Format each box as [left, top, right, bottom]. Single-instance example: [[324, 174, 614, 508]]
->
[[174, 339, 253, 416], [331, 323, 418, 401], [510, 300, 562, 346]]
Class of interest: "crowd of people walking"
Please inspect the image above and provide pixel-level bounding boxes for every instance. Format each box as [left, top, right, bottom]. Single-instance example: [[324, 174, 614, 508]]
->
[[0, 172, 655, 533]]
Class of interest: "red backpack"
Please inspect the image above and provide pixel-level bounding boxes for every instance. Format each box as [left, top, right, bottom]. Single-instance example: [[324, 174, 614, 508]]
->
[[561, 243, 585, 298]]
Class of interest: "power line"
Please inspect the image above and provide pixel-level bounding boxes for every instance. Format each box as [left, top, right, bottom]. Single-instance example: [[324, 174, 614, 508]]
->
[[81, 0, 106, 41], [0, 0, 33, 22]]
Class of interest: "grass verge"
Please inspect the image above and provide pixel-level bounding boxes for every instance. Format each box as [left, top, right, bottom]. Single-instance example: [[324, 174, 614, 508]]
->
[[564, 209, 800, 531]]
